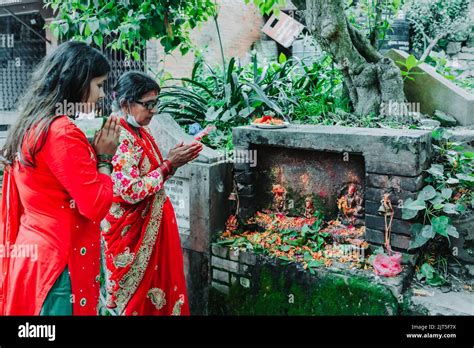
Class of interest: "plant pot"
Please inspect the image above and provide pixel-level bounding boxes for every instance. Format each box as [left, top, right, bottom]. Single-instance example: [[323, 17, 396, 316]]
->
[[451, 211, 474, 264]]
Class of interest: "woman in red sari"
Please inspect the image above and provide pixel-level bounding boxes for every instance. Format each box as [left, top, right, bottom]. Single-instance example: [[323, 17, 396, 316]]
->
[[0, 41, 121, 315], [101, 71, 202, 315]]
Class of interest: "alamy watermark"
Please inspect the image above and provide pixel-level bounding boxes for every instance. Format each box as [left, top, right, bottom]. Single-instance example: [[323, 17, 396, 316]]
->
[[0, 242, 38, 262], [216, 149, 258, 167], [380, 100, 420, 119]]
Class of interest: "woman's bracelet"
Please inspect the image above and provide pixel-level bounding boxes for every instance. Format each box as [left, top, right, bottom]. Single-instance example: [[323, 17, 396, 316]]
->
[[97, 162, 113, 172], [97, 154, 114, 163]]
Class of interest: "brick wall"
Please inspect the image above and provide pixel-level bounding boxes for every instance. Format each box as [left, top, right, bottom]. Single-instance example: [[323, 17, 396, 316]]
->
[[146, 0, 265, 79], [210, 243, 256, 295]]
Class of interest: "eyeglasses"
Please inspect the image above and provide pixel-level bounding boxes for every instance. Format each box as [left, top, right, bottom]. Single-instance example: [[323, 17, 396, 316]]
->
[[135, 99, 159, 111]]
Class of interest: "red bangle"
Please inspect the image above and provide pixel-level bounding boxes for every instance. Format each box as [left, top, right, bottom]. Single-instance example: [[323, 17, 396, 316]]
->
[[160, 160, 173, 178]]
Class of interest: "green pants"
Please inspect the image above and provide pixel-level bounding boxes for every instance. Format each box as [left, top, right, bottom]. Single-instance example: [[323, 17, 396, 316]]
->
[[39, 267, 73, 316]]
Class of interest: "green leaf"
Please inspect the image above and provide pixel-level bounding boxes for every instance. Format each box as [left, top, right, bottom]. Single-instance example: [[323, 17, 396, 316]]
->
[[89, 19, 99, 34], [418, 185, 437, 201], [408, 224, 430, 250], [442, 203, 458, 215], [433, 203, 444, 210], [278, 52, 287, 64], [426, 164, 444, 177], [405, 55, 419, 70], [220, 109, 233, 122], [131, 51, 141, 61], [93, 33, 103, 47], [421, 225, 435, 239], [456, 203, 466, 214], [446, 225, 459, 238], [307, 260, 324, 268], [432, 216, 449, 237], [402, 198, 425, 220], [446, 178, 459, 184], [463, 151, 474, 159], [84, 23, 91, 37], [431, 128, 444, 141], [456, 174, 474, 183], [205, 106, 221, 122], [426, 273, 446, 286], [238, 106, 255, 119], [420, 263, 435, 279], [441, 188, 452, 200]]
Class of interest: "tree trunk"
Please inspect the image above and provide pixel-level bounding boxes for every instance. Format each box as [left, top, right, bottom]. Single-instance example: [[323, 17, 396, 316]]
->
[[293, 0, 406, 117]]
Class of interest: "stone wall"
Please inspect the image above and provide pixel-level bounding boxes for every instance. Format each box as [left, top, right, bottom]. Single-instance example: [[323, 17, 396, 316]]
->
[[232, 125, 433, 252], [209, 243, 416, 315]]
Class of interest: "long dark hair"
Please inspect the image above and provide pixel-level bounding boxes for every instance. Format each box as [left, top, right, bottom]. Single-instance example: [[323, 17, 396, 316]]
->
[[112, 71, 160, 112], [1, 41, 111, 167]]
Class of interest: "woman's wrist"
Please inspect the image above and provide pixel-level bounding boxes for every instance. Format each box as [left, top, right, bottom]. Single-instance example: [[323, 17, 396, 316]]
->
[[97, 161, 113, 173], [159, 160, 174, 179]]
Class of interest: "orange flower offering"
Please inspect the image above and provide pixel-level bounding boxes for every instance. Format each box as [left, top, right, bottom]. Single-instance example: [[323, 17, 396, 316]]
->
[[252, 115, 285, 125]]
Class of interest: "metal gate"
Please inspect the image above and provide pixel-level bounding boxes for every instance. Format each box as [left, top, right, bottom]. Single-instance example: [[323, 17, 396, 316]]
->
[[97, 36, 146, 116], [0, 12, 46, 111]]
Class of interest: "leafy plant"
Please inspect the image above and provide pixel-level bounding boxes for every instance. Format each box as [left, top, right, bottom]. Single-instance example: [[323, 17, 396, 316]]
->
[[345, 0, 404, 49], [44, 0, 217, 57], [416, 261, 447, 286], [406, 0, 470, 59], [158, 52, 345, 149], [396, 54, 424, 81], [403, 128, 473, 250]]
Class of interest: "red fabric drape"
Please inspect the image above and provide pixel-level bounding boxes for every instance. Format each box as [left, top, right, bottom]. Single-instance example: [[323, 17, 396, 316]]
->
[[0, 116, 113, 315], [102, 120, 189, 315]]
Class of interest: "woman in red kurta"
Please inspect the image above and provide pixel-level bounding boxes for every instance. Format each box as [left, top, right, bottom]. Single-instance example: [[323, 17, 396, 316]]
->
[[0, 42, 120, 315], [101, 72, 202, 315]]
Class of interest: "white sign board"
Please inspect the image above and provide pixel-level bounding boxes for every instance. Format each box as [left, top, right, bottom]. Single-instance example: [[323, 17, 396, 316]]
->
[[165, 177, 191, 236]]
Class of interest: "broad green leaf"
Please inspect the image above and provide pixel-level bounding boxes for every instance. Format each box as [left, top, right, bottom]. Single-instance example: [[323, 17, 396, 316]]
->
[[429, 194, 444, 206], [405, 55, 419, 70], [426, 164, 444, 177], [442, 203, 458, 215], [89, 19, 99, 34], [463, 152, 474, 159], [441, 188, 452, 200], [426, 274, 446, 286], [421, 225, 435, 239], [456, 174, 474, 183], [93, 33, 103, 47], [446, 178, 459, 184], [205, 106, 220, 122], [432, 216, 449, 237], [420, 263, 435, 279], [402, 199, 425, 220], [456, 203, 466, 214], [418, 185, 437, 201], [408, 224, 430, 250], [446, 225, 459, 238]]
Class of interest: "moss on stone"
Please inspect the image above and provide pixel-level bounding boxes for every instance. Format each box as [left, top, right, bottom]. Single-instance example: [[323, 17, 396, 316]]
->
[[210, 264, 401, 315]]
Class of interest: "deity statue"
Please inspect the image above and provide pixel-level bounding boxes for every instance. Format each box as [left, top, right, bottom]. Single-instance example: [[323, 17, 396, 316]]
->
[[337, 183, 364, 226], [271, 184, 287, 213], [304, 196, 315, 219]]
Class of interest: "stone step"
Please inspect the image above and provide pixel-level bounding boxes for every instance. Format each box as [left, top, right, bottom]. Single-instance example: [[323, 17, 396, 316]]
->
[[409, 287, 474, 315]]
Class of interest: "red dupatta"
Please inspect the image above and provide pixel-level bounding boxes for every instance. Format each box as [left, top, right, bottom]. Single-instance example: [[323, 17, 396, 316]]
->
[[0, 166, 22, 315]]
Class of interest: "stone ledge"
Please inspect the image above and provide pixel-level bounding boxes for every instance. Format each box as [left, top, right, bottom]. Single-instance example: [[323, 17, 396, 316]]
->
[[366, 173, 426, 192], [233, 125, 432, 176]]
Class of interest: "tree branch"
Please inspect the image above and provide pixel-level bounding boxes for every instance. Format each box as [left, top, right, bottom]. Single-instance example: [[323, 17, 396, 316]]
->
[[346, 19, 383, 63]]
